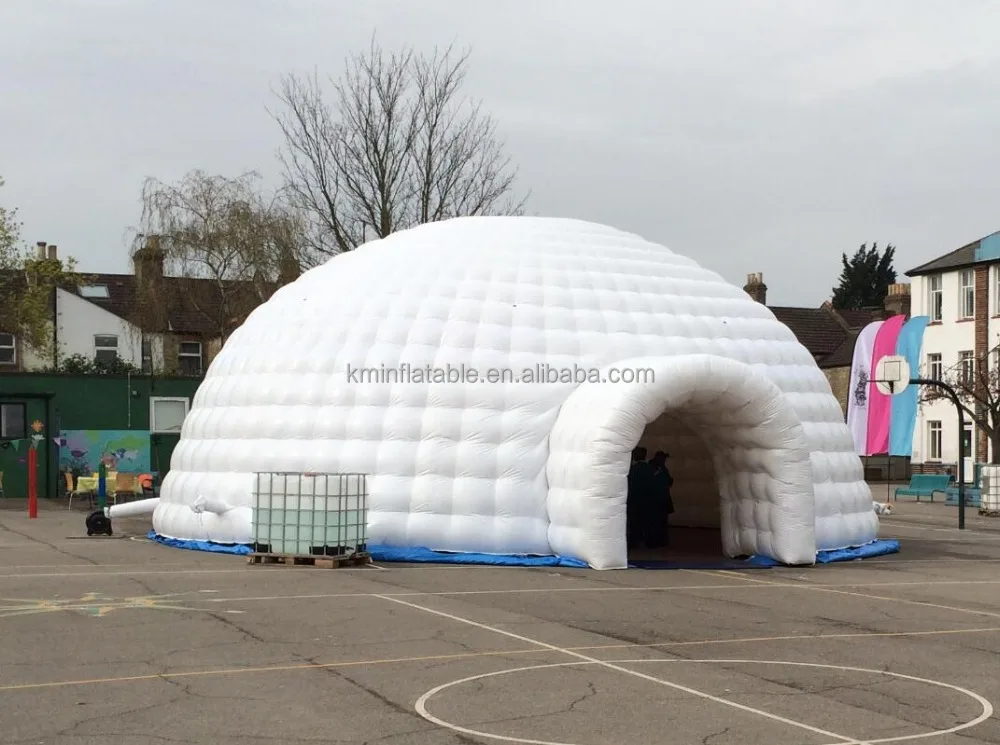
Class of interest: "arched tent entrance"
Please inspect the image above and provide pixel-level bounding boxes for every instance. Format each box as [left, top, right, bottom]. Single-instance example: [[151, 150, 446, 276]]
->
[[546, 355, 816, 569]]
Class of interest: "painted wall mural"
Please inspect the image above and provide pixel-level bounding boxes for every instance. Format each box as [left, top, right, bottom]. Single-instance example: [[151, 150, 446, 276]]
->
[[58, 430, 152, 476]]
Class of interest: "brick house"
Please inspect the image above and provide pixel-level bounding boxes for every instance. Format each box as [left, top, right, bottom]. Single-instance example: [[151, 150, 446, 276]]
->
[[741, 273, 911, 416], [905, 230, 1000, 477], [741, 273, 915, 481], [0, 239, 287, 376]]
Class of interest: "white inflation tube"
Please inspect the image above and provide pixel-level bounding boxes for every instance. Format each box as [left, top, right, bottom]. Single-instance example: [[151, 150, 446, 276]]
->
[[106, 497, 160, 519]]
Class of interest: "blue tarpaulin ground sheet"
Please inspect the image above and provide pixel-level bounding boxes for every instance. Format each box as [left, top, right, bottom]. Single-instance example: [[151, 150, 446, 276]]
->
[[146, 531, 899, 568], [367, 544, 591, 567], [147, 530, 253, 555], [744, 539, 901, 568]]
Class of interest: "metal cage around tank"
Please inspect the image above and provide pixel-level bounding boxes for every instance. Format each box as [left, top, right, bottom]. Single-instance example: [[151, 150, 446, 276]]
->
[[251, 471, 369, 557]]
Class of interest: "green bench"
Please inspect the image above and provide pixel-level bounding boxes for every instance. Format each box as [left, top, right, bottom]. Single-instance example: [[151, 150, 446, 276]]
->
[[893, 474, 953, 502]]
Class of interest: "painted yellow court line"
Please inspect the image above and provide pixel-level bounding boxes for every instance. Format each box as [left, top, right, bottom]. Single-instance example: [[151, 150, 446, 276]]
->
[[1, 625, 997, 693], [689, 569, 1000, 622], [378, 595, 865, 743], [3, 562, 200, 570]]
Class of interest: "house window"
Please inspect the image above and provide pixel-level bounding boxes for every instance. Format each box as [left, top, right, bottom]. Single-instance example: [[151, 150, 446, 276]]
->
[[94, 334, 119, 362], [959, 269, 975, 319], [150, 397, 189, 434], [0, 333, 15, 365], [928, 275, 943, 322], [79, 284, 110, 299], [177, 341, 203, 376], [959, 350, 975, 385], [141, 339, 153, 374], [0, 402, 26, 440], [926, 352, 942, 380], [928, 420, 942, 460], [995, 266, 1000, 316]]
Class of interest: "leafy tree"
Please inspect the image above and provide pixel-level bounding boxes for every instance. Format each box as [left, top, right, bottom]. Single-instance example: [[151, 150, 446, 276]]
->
[[45, 353, 141, 375], [831, 243, 897, 310], [271, 36, 527, 261], [0, 176, 86, 361]]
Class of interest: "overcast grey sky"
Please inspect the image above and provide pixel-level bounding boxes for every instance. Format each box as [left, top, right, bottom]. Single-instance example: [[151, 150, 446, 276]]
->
[[2, 0, 998, 306]]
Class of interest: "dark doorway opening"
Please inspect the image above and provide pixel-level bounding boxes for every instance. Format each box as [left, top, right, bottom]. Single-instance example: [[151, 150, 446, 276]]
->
[[627, 411, 732, 568]]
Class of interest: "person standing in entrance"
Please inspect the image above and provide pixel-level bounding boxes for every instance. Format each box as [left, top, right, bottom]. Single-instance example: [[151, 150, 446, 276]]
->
[[647, 451, 674, 549], [626, 447, 652, 550]]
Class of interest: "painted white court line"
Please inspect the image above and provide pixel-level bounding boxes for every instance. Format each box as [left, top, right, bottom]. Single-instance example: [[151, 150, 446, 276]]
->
[[883, 523, 1000, 541], [861, 557, 1000, 564], [415, 658, 993, 745], [0, 567, 377, 579], [377, 594, 862, 745], [690, 569, 1000, 622], [180, 578, 1000, 605]]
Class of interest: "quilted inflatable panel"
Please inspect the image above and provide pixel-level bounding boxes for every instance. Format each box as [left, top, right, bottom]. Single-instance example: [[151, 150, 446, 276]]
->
[[154, 216, 877, 567]]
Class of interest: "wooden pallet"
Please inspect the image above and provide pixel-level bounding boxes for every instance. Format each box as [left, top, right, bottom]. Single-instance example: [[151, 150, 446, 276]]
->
[[247, 551, 371, 568]]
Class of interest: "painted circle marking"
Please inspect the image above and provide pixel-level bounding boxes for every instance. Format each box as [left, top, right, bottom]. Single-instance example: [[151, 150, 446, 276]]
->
[[414, 658, 993, 745]]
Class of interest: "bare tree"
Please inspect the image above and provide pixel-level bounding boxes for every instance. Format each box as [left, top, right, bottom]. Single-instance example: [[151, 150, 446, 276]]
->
[[270, 37, 527, 260], [924, 347, 1000, 464], [129, 170, 305, 348]]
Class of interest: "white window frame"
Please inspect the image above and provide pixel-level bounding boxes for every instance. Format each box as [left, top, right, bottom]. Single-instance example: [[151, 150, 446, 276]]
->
[[0, 402, 26, 440], [959, 350, 975, 385], [177, 340, 203, 376], [94, 334, 119, 363], [79, 284, 110, 299], [0, 333, 15, 365], [927, 420, 942, 460], [959, 269, 975, 319], [141, 338, 153, 374], [926, 352, 942, 381], [150, 396, 189, 434], [928, 274, 943, 322], [994, 265, 1000, 316]]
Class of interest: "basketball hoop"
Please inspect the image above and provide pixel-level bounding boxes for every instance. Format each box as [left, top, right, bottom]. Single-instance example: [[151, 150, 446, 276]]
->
[[874, 355, 910, 396]]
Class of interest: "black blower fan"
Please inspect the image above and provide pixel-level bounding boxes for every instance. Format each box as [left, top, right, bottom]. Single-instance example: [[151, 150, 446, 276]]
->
[[85, 510, 113, 536]]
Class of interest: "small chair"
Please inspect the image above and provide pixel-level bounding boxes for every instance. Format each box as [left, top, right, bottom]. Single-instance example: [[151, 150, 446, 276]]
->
[[66, 472, 94, 511], [113, 472, 137, 504], [139, 473, 156, 498]]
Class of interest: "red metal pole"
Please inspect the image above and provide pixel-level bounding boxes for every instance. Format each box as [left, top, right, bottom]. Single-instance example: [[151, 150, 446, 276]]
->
[[27, 446, 38, 519]]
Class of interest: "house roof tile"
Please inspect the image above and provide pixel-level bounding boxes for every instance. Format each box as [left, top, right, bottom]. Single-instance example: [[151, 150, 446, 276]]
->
[[768, 306, 850, 360], [905, 239, 980, 277], [820, 331, 859, 369], [1, 268, 260, 338]]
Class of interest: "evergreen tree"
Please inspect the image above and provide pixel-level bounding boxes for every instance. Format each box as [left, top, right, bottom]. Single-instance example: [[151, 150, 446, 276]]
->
[[831, 243, 897, 309]]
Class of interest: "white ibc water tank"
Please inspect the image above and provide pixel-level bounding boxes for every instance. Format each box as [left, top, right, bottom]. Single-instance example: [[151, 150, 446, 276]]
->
[[980, 465, 1000, 515]]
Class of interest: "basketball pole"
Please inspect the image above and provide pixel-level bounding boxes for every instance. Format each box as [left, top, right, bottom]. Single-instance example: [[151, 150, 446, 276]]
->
[[909, 377, 966, 530], [887, 378, 893, 505]]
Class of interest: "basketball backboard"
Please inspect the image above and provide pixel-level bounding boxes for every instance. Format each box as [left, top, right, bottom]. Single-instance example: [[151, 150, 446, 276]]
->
[[874, 355, 910, 396]]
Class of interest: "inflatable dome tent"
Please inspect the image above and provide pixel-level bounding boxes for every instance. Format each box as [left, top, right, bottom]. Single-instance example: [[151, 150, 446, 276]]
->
[[153, 216, 880, 569]]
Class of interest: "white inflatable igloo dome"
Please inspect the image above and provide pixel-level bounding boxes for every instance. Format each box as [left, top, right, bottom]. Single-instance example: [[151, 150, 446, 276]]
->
[[156, 216, 878, 569]]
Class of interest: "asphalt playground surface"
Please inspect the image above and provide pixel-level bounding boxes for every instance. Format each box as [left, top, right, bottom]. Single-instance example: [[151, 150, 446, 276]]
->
[[0, 498, 999, 745]]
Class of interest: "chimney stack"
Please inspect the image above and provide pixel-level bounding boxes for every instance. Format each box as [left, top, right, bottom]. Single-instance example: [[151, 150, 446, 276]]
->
[[277, 247, 300, 286], [46, 244, 57, 261], [35, 241, 46, 260], [743, 272, 767, 304], [133, 234, 165, 286], [883, 282, 911, 318]]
